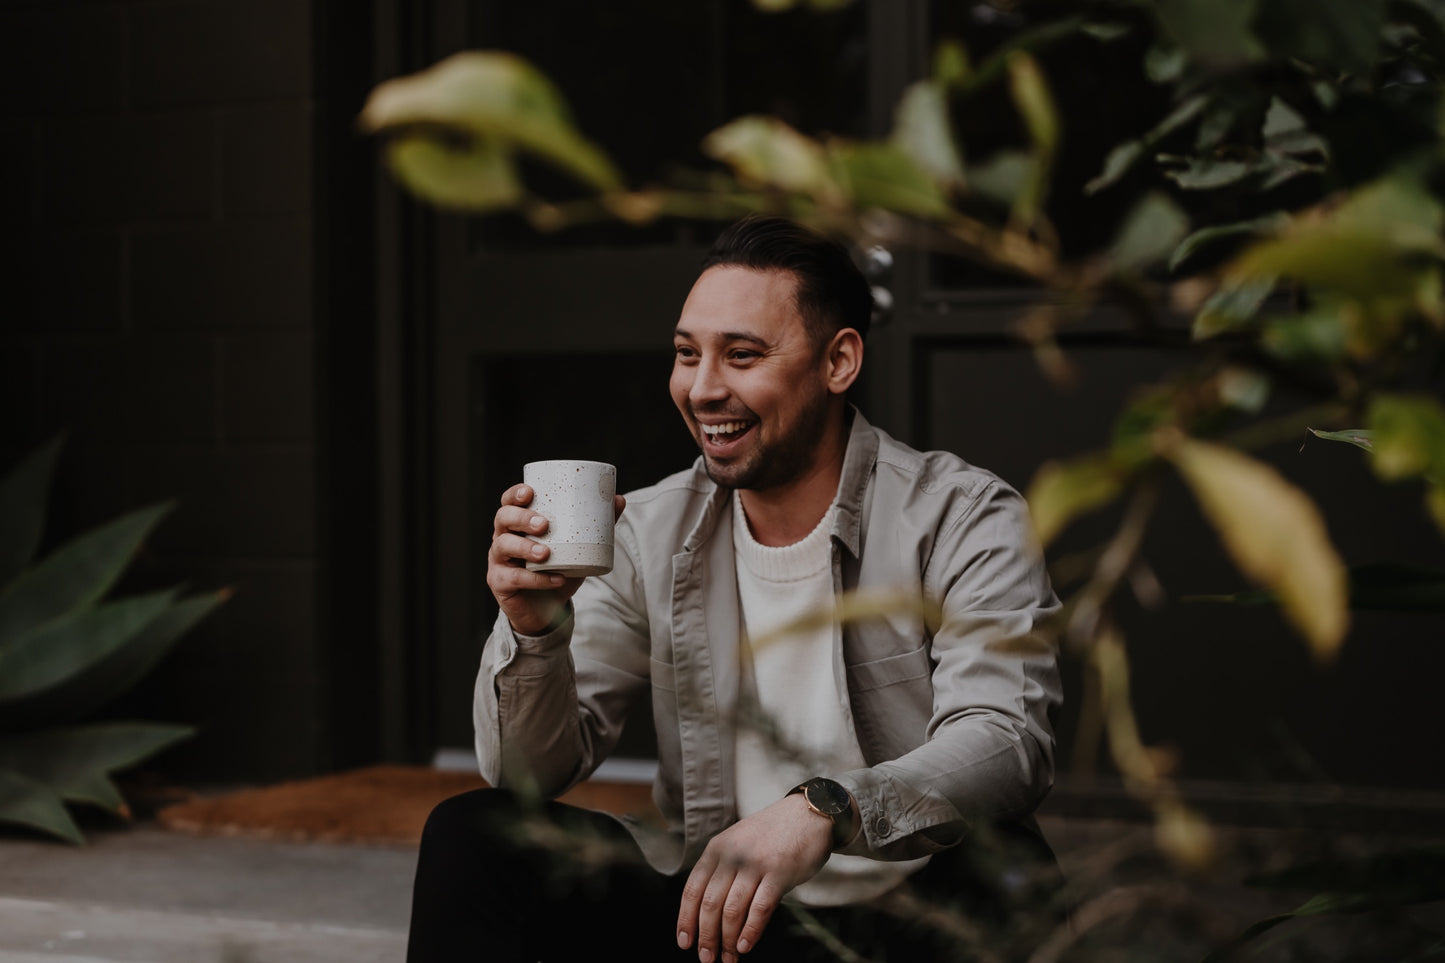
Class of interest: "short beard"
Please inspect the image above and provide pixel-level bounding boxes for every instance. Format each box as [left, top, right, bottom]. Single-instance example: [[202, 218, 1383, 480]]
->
[[699, 387, 832, 492]]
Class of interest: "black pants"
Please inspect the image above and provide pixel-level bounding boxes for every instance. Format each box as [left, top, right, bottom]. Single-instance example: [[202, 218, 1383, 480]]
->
[[406, 788, 1067, 963]]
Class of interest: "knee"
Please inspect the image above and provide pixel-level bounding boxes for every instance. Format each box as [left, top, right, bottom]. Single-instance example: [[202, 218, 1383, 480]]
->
[[419, 787, 521, 853]]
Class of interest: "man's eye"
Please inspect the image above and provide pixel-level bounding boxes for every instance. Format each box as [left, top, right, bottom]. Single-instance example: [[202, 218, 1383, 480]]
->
[[674, 346, 698, 362], [728, 350, 758, 362]]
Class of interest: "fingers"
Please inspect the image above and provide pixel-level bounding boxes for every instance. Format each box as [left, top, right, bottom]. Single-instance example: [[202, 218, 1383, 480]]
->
[[735, 880, 783, 959], [695, 863, 738, 963]]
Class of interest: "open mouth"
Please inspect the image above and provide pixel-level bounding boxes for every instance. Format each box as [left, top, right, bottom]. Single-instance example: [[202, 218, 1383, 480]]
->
[[699, 419, 754, 449]]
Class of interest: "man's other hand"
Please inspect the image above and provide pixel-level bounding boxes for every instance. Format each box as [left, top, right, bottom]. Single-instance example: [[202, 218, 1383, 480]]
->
[[676, 794, 832, 963]]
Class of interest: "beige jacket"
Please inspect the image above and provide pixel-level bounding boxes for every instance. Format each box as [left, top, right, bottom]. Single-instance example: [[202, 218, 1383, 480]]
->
[[475, 409, 1062, 876]]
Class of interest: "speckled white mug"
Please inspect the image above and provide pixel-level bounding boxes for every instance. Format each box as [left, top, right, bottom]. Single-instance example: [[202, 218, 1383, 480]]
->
[[523, 460, 617, 577]]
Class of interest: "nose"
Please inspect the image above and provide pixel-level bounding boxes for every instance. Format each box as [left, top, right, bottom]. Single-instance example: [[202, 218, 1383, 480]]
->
[[688, 357, 729, 407]]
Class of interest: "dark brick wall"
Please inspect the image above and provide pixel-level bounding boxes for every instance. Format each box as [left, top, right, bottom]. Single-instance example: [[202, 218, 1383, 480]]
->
[[1, 0, 326, 781]]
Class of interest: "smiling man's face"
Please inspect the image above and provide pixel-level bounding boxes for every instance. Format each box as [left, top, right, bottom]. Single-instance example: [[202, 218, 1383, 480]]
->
[[670, 266, 834, 492]]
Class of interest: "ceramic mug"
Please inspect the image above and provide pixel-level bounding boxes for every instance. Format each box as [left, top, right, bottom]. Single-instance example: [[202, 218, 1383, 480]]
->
[[523, 459, 617, 577]]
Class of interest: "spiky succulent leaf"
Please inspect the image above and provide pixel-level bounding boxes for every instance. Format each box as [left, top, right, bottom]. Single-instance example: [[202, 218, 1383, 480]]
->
[[0, 590, 177, 704], [0, 767, 83, 844], [0, 723, 192, 812], [0, 436, 63, 588], [0, 503, 172, 643]]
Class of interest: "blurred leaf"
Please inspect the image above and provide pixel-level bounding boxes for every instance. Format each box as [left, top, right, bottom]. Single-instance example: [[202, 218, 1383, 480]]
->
[[1152, 0, 1266, 70], [1167, 435, 1349, 659], [1307, 427, 1373, 451], [1162, 155, 1261, 190], [829, 143, 951, 216], [0, 723, 192, 812], [932, 38, 970, 88], [702, 116, 835, 199], [1193, 277, 1276, 340], [1368, 393, 1445, 481], [1111, 192, 1190, 271], [1227, 176, 1445, 300], [1170, 213, 1289, 273], [1026, 454, 1125, 547], [0, 435, 62, 587], [890, 81, 965, 190], [1144, 43, 1189, 83], [1262, 97, 1328, 159], [358, 51, 620, 194], [0, 590, 177, 704], [1260, 305, 1348, 363], [1087, 95, 1207, 194], [1081, 21, 1132, 42], [1252, 0, 1385, 72], [1187, 562, 1445, 611], [0, 503, 171, 644], [383, 137, 521, 213], [1006, 52, 1058, 222], [0, 768, 82, 844], [0, 589, 227, 727], [1215, 366, 1270, 413], [748, 588, 943, 656], [966, 151, 1031, 207], [1247, 845, 1445, 907]]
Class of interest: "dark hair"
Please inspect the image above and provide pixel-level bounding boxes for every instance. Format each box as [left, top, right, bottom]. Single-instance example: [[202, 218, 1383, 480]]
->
[[699, 216, 873, 343]]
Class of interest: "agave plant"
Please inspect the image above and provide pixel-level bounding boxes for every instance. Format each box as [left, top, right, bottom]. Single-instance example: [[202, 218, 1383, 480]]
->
[[0, 437, 226, 843]]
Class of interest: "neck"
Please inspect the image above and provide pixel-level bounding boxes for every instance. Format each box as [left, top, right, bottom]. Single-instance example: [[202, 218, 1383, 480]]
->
[[738, 409, 849, 547]]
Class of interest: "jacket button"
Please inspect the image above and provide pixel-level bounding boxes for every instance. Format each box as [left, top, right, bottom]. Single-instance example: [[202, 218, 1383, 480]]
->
[[873, 816, 890, 837]]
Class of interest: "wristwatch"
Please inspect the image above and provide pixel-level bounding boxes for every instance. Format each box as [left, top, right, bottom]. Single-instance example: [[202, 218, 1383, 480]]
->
[[787, 777, 858, 848]]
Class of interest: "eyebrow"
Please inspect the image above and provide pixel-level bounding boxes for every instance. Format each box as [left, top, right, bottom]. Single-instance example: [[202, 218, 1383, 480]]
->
[[673, 328, 770, 348]]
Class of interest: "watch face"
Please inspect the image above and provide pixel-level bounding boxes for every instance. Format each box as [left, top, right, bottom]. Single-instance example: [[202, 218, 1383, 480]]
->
[[804, 778, 851, 817]]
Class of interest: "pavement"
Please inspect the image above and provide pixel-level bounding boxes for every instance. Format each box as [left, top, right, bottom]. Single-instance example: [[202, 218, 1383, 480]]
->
[[0, 777, 1442, 963], [0, 824, 414, 963]]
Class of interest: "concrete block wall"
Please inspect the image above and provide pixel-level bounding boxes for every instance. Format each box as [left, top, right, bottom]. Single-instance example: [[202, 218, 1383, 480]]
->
[[0, 0, 325, 781]]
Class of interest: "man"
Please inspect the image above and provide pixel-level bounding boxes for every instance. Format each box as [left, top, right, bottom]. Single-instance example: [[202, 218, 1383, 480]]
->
[[407, 216, 1064, 962]]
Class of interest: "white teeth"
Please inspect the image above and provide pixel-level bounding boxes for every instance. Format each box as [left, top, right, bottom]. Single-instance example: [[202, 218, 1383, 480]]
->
[[702, 421, 748, 436]]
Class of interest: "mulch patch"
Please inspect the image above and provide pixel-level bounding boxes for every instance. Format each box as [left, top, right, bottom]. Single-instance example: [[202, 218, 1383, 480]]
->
[[155, 764, 657, 846]]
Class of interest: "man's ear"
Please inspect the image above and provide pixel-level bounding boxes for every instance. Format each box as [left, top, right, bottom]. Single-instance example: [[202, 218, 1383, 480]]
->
[[825, 328, 864, 395]]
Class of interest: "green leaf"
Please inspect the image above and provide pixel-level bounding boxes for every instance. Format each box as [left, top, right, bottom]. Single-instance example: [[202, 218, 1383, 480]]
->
[[383, 136, 522, 213], [0, 502, 171, 643], [1368, 393, 1445, 481], [1227, 176, 1445, 299], [1167, 435, 1349, 660], [1111, 191, 1190, 271], [1187, 562, 1445, 611], [0, 767, 82, 844], [1193, 277, 1276, 340], [0, 589, 227, 727], [1006, 52, 1059, 221], [0, 590, 177, 704], [1253, 0, 1385, 72], [828, 142, 951, 216], [1307, 427, 1373, 451], [0, 723, 192, 812], [1086, 95, 1207, 194], [702, 116, 835, 199], [1152, 0, 1267, 70], [1260, 306, 1347, 363], [1025, 454, 1125, 547], [1161, 155, 1260, 190], [932, 38, 970, 88], [0, 436, 63, 587], [358, 51, 621, 194], [966, 151, 1032, 207], [1170, 213, 1290, 273], [889, 81, 965, 190]]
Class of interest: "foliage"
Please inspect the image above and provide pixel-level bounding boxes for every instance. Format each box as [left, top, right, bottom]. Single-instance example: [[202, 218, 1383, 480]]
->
[[360, 0, 1445, 955], [0, 438, 226, 843]]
